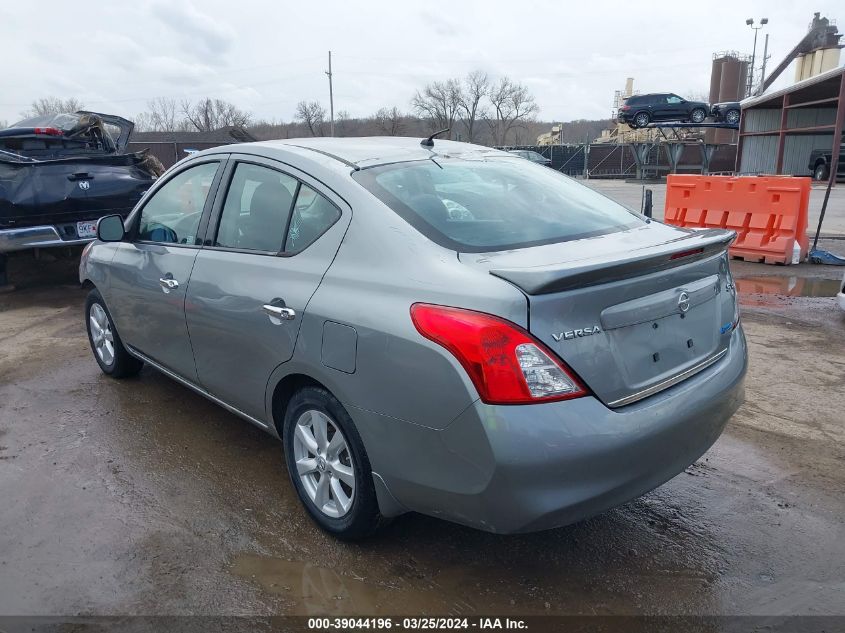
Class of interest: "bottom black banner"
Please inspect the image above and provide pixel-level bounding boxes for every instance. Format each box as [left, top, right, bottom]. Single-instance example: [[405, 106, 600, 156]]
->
[[0, 616, 843, 633]]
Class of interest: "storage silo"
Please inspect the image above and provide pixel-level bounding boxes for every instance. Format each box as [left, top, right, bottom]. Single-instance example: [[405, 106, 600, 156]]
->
[[709, 56, 723, 105], [709, 53, 749, 144], [706, 56, 725, 144]]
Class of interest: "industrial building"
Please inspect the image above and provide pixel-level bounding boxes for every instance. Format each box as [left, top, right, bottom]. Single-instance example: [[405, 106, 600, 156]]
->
[[737, 14, 844, 176]]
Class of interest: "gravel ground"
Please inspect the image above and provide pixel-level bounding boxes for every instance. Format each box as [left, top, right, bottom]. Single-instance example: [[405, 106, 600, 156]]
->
[[1, 235, 844, 620]]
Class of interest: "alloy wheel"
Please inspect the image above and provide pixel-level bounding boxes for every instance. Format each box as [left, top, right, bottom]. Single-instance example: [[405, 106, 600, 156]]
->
[[726, 110, 740, 125], [292, 409, 356, 518], [89, 303, 115, 367]]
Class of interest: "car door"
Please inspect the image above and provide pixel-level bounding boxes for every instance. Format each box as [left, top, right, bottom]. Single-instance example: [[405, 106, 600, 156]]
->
[[106, 158, 225, 382], [185, 156, 351, 421], [650, 95, 671, 121], [665, 94, 687, 120]]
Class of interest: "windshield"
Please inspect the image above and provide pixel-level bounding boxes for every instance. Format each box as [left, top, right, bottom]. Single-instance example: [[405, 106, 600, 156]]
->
[[353, 157, 642, 252]]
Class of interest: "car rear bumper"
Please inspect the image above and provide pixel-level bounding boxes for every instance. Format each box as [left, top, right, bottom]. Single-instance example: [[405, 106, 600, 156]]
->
[[355, 326, 747, 533], [0, 225, 94, 253]]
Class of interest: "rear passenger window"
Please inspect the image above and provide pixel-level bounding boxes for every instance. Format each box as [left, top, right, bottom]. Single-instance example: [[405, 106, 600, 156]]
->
[[284, 184, 341, 254], [138, 162, 218, 244], [216, 163, 298, 253]]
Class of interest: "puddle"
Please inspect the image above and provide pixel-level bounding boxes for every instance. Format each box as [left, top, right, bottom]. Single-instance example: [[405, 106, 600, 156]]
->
[[232, 555, 393, 615], [736, 276, 842, 306]]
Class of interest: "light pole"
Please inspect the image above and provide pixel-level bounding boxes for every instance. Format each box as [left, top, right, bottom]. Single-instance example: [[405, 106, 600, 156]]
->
[[746, 17, 768, 96], [326, 51, 335, 137]]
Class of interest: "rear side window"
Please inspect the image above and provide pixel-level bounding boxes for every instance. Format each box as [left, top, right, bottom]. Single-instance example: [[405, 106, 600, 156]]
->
[[215, 163, 298, 253], [284, 184, 341, 254], [138, 162, 218, 244], [353, 158, 642, 252]]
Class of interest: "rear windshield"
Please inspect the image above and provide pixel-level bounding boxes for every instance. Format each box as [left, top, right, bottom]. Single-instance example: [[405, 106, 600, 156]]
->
[[353, 157, 642, 252], [12, 113, 85, 131]]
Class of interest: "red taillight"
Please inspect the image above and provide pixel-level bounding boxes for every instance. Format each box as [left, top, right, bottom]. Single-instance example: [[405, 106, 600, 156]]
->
[[33, 127, 63, 136], [670, 247, 704, 260], [621, 105, 630, 111], [410, 303, 587, 405]]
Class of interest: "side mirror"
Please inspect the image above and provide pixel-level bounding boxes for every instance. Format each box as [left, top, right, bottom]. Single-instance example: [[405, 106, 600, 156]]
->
[[97, 214, 125, 242]]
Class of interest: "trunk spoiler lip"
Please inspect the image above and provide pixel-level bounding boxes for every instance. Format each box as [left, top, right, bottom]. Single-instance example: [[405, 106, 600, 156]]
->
[[489, 228, 736, 295]]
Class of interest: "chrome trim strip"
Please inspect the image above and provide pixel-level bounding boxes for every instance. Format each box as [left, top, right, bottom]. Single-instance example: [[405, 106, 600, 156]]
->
[[0, 225, 93, 253], [126, 346, 270, 430], [608, 348, 729, 408]]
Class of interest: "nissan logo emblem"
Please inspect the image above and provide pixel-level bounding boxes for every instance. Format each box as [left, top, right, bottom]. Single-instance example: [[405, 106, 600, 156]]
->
[[678, 291, 691, 313]]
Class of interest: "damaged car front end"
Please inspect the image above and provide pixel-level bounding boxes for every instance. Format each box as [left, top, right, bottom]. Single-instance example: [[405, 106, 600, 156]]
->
[[0, 111, 161, 254]]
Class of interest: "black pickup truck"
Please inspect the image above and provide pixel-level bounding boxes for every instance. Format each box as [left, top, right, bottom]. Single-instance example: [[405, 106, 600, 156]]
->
[[0, 111, 161, 255], [808, 143, 845, 181]]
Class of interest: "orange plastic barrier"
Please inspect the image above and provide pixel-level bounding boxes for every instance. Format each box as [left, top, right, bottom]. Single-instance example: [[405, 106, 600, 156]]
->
[[664, 175, 810, 265]]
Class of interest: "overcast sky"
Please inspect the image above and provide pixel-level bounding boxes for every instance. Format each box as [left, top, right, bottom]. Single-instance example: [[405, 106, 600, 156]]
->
[[1, 1, 842, 126]]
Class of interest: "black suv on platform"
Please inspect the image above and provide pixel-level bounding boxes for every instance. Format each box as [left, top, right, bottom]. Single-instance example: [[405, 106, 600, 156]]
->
[[619, 94, 709, 129]]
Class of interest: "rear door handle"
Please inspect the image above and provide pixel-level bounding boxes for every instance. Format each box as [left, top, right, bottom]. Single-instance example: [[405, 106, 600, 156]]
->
[[159, 275, 179, 293], [262, 304, 296, 321]]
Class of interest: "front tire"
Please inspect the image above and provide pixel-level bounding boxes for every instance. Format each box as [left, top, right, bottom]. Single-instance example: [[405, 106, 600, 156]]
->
[[283, 386, 382, 540], [690, 108, 707, 124], [725, 109, 740, 125], [814, 163, 830, 181], [85, 288, 143, 378]]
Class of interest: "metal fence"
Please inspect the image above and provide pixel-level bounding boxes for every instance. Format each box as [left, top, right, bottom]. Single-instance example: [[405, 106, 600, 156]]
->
[[501, 144, 738, 178], [126, 141, 240, 169]]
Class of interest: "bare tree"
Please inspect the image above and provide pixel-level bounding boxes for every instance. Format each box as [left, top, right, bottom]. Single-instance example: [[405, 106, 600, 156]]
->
[[411, 79, 462, 137], [375, 106, 405, 136], [295, 101, 326, 137], [685, 90, 710, 103], [181, 98, 250, 132], [458, 71, 489, 143], [21, 97, 85, 118], [132, 112, 154, 132], [145, 97, 184, 131], [486, 77, 539, 146], [336, 109, 350, 136]]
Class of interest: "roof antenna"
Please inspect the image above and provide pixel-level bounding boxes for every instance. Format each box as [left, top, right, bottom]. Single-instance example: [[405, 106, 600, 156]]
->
[[420, 128, 450, 147]]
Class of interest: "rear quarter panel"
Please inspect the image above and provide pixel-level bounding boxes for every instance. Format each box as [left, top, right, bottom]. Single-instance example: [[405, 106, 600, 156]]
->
[[268, 182, 528, 431]]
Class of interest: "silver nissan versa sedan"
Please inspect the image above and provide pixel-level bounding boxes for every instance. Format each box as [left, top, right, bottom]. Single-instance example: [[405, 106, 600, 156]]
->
[[80, 136, 747, 539]]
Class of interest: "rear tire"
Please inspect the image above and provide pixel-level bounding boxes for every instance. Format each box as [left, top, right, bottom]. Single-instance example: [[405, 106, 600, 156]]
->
[[690, 108, 707, 124], [283, 386, 382, 540], [85, 288, 143, 378], [814, 163, 830, 181], [633, 112, 650, 128]]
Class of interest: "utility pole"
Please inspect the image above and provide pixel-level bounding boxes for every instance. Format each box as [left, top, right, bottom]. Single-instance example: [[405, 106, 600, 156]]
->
[[760, 33, 770, 87], [326, 51, 335, 137]]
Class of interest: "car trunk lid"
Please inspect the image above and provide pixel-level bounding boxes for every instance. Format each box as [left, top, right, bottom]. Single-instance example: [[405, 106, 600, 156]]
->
[[460, 225, 738, 407]]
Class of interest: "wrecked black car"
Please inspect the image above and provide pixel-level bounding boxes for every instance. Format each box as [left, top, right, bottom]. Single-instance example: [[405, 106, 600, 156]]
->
[[0, 111, 161, 254]]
